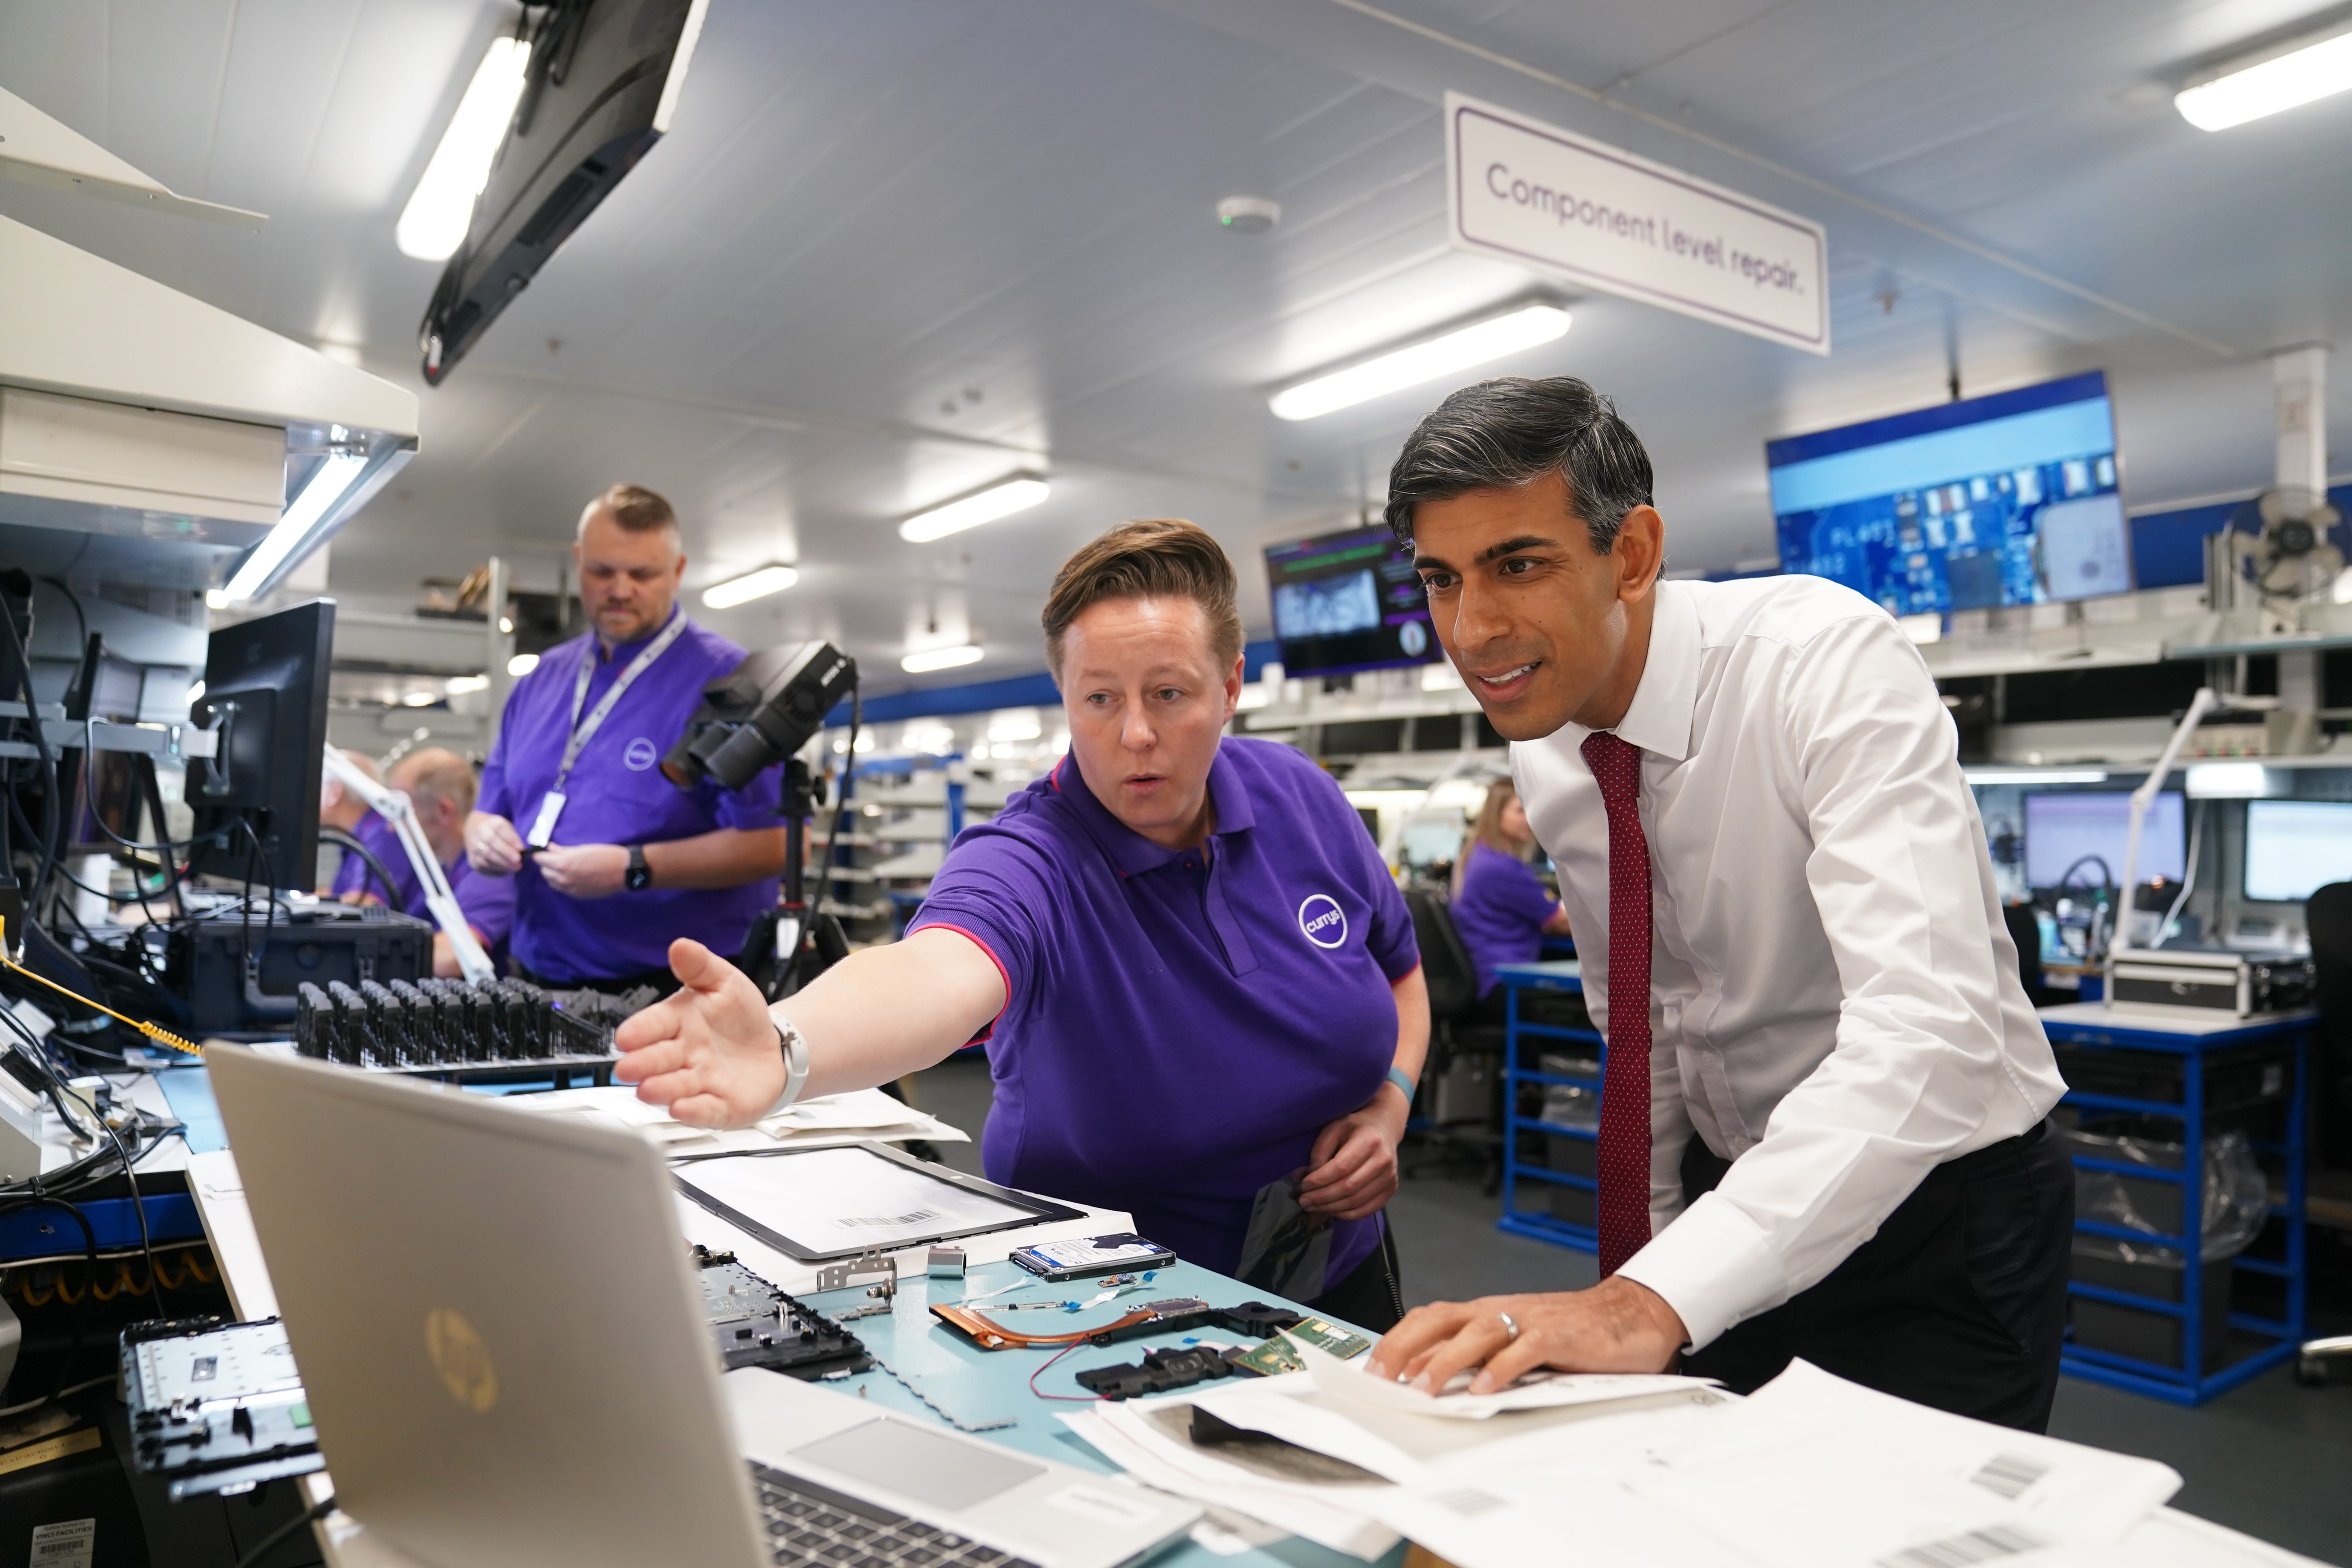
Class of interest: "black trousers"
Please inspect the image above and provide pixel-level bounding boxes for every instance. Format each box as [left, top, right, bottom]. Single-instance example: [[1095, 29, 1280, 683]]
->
[[1679, 1120, 2074, 1432]]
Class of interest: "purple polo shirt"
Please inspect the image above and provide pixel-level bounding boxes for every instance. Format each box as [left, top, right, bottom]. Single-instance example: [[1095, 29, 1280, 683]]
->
[[478, 611, 781, 983], [330, 811, 409, 903], [1451, 843, 1561, 999], [909, 737, 1420, 1283]]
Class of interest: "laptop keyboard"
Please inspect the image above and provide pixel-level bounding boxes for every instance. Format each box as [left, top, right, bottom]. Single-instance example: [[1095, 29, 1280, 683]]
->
[[752, 1463, 1042, 1568]]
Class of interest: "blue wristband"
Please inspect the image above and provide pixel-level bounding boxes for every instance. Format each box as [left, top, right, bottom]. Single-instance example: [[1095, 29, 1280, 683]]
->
[[1385, 1065, 1416, 1102]]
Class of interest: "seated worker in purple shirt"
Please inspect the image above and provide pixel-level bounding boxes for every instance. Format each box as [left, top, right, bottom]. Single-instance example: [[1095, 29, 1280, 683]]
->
[[610, 521, 1432, 1330], [1450, 778, 1572, 1024], [321, 750, 402, 904], [465, 485, 788, 995], [384, 748, 517, 976]]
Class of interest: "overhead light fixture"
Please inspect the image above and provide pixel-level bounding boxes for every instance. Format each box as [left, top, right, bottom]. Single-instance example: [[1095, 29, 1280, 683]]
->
[[701, 564, 800, 609], [446, 674, 491, 695], [223, 451, 371, 603], [2186, 761, 2284, 799], [899, 476, 1050, 543], [987, 710, 1043, 742], [902, 645, 984, 674], [396, 35, 533, 261], [401, 691, 437, 708], [507, 652, 541, 677], [2176, 24, 2352, 131], [1269, 303, 1571, 421], [1961, 768, 2111, 785], [205, 590, 232, 611]]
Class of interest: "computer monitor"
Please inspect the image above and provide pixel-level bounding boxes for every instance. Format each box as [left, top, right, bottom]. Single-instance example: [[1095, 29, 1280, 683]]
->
[[1264, 524, 1441, 679], [1767, 372, 2130, 614], [2023, 790, 2185, 889], [2243, 800, 2352, 904], [188, 600, 335, 890]]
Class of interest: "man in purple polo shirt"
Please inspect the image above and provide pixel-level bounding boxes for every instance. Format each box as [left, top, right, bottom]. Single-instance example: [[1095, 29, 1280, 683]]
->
[[612, 520, 1430, 1330], [384, 748, 517, 975], [465, 485, 786, 993]]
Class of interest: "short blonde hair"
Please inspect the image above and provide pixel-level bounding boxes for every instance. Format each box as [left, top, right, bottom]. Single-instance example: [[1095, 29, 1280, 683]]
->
[[578, 483, 678, 539], [1041, 519, 1243, 677]]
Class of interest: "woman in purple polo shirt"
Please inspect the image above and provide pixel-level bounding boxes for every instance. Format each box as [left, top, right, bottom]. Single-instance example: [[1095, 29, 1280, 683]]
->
[[615, 520, 1431, 1329], [1450, 779, 1572, 1023]]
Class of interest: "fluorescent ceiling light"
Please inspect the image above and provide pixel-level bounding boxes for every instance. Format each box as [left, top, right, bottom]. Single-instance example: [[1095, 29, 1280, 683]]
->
[[902, 645, 984, 674], [445, 674, 490, 695], [701, 564, 800, 608], [396, 36, 532, 261], [987, 710, 1043, 742], [223, 451, 370, 603], [1270, 304, 1571, 421], [899, 476, 1051, 543], [401, 691, 437, 708], [1962, 768, 2110, 785], [205, 590, 231, 611], [507, 652, 540, 677], [2177, 25, 2352, 131]]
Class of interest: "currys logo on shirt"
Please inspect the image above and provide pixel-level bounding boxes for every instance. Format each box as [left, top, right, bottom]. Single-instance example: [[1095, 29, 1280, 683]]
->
[[1297, 893, 1347, 950], [623, 737, 659, 772]]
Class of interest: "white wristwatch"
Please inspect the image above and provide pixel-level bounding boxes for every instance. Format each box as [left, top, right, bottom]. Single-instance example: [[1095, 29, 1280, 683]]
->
[[764, 1011, 811, 1119]]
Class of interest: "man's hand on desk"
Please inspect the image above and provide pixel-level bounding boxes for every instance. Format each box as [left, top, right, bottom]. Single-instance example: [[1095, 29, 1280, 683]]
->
[[613, 938, 784, 1129], [1366, 1277, 1688, 1394], [534, 842, 628, 899], [465, 810, 525, 875]]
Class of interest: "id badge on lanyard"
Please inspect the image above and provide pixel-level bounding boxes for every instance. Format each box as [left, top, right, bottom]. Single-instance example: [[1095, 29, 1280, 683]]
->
[[529, 613, 688, 849]]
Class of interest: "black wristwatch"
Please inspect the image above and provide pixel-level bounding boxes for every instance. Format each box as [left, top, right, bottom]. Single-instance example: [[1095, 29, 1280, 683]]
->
[[624, 844, 653, 891]]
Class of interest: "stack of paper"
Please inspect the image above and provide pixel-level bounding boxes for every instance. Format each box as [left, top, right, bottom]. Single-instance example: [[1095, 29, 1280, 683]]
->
[[508, 1084, 966, 1155], [1065, 1350, 2189, 1568]]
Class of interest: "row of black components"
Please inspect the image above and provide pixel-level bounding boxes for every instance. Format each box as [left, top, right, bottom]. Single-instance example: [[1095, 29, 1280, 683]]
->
[[121, 1316, 324, 1499], [1088, 1298, 1305, 1348], [1076, 1344, 1250, 1401], [691, 1245, 870, 1379], [293, 977, 647, 1068]]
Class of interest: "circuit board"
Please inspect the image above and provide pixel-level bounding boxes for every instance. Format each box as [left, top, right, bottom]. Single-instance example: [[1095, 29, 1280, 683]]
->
[[692, 1245, 869, 1379], [121, 1316, 324, 1499]]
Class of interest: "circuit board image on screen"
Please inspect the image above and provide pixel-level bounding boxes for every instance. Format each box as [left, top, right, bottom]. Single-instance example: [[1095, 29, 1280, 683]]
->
[[1766, 372, 2129, 616], [1263, 523, 1440, 678]]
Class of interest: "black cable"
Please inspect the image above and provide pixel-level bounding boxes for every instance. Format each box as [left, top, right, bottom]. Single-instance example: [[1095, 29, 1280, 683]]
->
[[319, 824, 397, 906], [74, 719, 207, 856], [34, 578, 86, 655], [0, 592, 62, 908], [10, 1192, 97, 1409], [232, 1494, 338, 1568]]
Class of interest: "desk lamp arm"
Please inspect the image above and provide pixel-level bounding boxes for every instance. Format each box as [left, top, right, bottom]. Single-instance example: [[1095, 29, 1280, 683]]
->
[[322, 748, 495, 984], [2107, 686, 2217, 996]]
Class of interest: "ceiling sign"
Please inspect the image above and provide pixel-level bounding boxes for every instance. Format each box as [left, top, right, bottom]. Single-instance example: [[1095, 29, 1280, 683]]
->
[[1445, 92, 1830, 356]]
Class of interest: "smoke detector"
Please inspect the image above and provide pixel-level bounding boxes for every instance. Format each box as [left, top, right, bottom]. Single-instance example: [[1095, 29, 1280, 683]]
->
[[1216, 196, 1281, 234]]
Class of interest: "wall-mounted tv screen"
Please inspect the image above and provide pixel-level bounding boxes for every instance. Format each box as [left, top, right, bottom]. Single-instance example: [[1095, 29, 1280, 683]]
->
[[1767, 371, 2129, 615], [1264, 524, 1440, 679]]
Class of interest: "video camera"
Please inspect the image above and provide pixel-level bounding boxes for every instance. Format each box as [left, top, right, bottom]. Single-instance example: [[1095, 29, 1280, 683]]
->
[[661, 641, 857, 792]]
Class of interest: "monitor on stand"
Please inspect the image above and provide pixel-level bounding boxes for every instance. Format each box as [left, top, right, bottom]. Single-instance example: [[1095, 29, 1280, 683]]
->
[[188, 601, 335, 891]]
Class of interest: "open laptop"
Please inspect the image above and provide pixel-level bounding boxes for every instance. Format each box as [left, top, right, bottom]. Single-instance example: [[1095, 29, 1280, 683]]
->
[[205, 1045, 1201, 1568]]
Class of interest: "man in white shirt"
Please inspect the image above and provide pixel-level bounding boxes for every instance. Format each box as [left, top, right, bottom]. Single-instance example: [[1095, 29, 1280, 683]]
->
[[1365, 377, 2073, 1430]]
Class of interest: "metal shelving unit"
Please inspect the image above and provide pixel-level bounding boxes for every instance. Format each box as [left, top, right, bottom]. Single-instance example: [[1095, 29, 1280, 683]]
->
[[1492, 959, 1604, 1254]]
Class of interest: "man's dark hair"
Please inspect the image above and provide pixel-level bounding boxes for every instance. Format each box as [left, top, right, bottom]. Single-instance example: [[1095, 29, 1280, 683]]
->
[[1383, 376, 1654, 553]]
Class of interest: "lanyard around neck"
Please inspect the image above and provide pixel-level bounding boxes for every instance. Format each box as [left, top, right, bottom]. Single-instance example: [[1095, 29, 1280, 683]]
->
[[557, 612, 690, 790]]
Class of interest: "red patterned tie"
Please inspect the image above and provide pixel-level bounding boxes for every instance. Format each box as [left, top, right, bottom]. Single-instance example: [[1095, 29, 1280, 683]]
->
[[1581, 730, 1653, 1276]]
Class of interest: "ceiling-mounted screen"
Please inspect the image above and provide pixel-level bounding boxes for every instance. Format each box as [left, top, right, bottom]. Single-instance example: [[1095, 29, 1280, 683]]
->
[[1766, 372, 2130, 615], [1264, 524, 1441, 679], [419, 0, 710, 385]]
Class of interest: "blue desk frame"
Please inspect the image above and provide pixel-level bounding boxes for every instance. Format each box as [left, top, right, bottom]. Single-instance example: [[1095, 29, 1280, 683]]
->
[[2038, 1005, 2310, 1406], [1492, 960, 1602, 1254]]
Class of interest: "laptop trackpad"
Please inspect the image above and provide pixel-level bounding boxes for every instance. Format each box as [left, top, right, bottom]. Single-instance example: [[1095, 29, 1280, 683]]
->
[[791, 1418, 1045, 1512]]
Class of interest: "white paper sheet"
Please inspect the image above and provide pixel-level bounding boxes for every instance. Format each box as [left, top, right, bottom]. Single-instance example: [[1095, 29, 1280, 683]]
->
[[1301, 1338, 1715, 1420], [1623, 1361, 2182, 1568], [675, 1145, 1038, 1253], [1060, 1403, 1400, 1562]]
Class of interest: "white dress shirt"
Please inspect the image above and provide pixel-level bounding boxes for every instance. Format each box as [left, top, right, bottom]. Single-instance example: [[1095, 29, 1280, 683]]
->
[[1512, 574, 2065, 1352]]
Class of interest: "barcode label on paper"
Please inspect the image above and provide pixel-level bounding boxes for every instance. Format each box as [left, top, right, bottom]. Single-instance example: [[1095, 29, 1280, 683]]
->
[[1881, 1523, 2048, 1568], [30, 1519, 95, 1568], [1434, 1489, 1506, 1518], [1970, 1452, 2051, 1501], [838, 1210, 944, 1228]]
